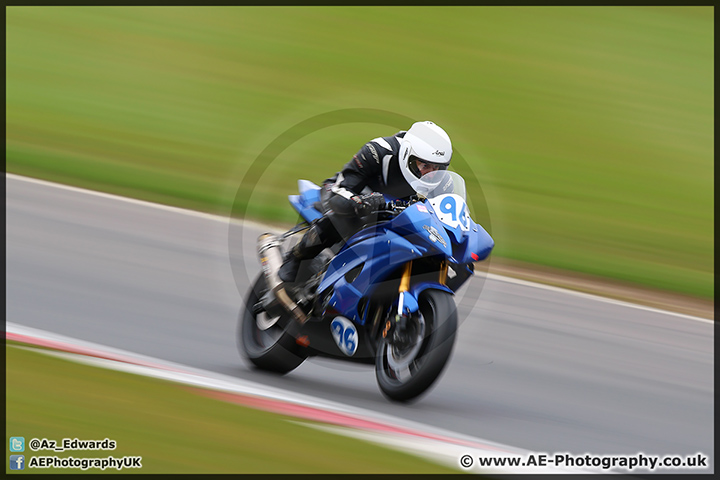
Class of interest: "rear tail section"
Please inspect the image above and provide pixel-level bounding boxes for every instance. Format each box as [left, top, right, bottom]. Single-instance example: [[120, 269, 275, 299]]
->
[[288, 180, 323, 223]]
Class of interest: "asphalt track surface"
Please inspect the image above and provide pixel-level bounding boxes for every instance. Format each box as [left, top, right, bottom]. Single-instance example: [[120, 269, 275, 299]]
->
[[6, 174, 714, 473]]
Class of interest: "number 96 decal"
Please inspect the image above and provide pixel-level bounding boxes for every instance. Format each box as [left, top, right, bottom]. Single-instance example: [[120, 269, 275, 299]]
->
[[430, 194, 470, 231], [331, 316, 358, 356]]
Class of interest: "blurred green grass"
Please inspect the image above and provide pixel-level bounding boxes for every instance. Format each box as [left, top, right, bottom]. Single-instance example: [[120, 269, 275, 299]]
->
[[5, 343, 456, 474], [6, 6, 713, 297]]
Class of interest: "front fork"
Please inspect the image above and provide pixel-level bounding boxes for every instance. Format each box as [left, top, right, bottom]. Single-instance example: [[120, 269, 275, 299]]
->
[[381, 260, 449, 341]]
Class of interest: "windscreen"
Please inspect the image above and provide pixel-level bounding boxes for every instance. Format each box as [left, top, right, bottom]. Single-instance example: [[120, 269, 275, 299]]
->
[[410, 170, 467, 201]]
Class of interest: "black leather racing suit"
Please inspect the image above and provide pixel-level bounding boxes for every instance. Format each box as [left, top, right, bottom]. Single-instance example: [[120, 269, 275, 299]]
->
[[320, 130, 417, 241], [279, 131, 415, 282]]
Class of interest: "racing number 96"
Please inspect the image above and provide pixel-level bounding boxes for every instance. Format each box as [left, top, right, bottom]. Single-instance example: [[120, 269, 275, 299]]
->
[[439, 196, 470, 231], [331, 318, 357, 356]]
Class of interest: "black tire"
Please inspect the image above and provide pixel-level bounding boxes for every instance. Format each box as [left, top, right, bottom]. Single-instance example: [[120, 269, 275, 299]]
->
[[239, 274, 306, 374], [375, 289, 457, 402]]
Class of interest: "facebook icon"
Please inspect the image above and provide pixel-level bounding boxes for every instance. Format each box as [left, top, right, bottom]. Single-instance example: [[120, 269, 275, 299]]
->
[[10, 455, 25, 470]]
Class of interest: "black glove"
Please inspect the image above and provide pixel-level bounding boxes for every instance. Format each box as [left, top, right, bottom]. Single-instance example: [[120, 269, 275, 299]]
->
[[351, 192, 385, 216]]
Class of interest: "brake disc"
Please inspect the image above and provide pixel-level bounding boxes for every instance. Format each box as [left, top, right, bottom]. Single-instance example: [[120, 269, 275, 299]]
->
[[387, 314, 426, 371]]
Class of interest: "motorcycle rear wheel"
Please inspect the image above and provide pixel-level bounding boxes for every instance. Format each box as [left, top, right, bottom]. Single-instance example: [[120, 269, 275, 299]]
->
[[239, 274, 306, 374], [375, 289, 457, 402]]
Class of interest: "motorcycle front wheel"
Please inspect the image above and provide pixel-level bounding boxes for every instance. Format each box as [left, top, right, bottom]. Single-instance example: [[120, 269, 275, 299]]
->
[[239, 274, 306, 374], [375, 289, 457, 402]]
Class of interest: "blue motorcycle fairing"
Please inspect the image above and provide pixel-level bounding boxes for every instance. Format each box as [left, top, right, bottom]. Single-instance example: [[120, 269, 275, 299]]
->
[[318, 245, 416, 323], [318, 231, 422, 324], [319, 229, 419, 294], [423, 200, 463, 245], [384, 203, 453, 257], [448, 219, 494, 265], [320, 202, 452, 292], [316, 205, 454, 325], [420, 200, 494, 265]]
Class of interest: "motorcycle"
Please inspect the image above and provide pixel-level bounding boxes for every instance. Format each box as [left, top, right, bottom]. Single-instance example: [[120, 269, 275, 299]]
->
[[239, 170, 494, 401]]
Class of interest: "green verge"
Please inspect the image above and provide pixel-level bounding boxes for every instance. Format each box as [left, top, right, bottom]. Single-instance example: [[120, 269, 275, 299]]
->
[[5, 342, 456, 474], [6, 7, 713, 298]]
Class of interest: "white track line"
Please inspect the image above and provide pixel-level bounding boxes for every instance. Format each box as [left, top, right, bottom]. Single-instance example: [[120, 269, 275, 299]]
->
[[485, 274, 714, 325], [6, 321, 597, 474], [7, 172, 712, 324]]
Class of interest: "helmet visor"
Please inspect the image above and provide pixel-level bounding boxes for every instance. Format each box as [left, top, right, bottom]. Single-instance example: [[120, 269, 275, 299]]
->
[[408, 155, 448, 179]]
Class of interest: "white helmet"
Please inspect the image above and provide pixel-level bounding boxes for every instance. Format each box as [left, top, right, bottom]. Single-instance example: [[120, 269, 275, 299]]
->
[[398, 121, 453, 188]]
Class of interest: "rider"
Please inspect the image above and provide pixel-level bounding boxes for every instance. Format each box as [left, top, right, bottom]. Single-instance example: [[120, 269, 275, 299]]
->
[[278, 120, 453, 285]]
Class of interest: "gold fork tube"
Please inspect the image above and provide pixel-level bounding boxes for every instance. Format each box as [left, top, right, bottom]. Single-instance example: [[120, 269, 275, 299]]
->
[[399, 261, 412, 293], [439, 259, 448, 285]]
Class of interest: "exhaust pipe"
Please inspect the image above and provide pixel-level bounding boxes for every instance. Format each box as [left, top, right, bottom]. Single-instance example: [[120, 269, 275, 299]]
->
[[257, 233, 307, 324]]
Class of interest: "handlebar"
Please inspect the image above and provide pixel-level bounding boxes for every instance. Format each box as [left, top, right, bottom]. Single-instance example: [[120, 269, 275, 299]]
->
[[373, 196, 422, 217], [358, 196, 426, 228]]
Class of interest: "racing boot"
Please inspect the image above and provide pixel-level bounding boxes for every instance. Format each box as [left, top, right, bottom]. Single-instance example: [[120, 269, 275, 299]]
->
[[278, 222, 327, 284]]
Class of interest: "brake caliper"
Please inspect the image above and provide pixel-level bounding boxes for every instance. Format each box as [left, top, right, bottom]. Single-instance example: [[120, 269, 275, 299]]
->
[[383, 314, 411, 346]]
